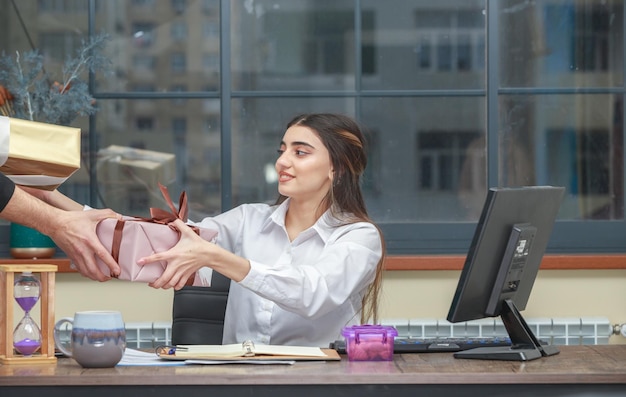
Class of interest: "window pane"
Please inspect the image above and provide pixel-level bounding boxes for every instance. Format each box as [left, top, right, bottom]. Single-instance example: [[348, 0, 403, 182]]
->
[[230, 98, 355, 206], [362, 0, 486, 90], [0, 4, 89, 82], [361, 97, 486, 222], [500, 0, 623, 87], [94, 99, 221, 218], [499, 94, 623, 220], [94, 0, 220, 92], [231, 0, 356, 91]]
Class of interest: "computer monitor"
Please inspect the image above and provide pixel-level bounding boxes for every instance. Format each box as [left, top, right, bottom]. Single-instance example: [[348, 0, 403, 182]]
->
[[447, 186, 565, 361]]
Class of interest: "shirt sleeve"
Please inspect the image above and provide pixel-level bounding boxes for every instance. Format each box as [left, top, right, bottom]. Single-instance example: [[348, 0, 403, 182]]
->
[[0, 173, 16, 213]]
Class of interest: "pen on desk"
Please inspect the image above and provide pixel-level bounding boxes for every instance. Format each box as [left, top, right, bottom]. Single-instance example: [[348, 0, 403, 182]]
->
[[156, 345, 187, 356]]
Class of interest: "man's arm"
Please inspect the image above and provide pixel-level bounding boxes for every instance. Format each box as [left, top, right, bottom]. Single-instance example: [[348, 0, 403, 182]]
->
[[0, 173, 121, 281]]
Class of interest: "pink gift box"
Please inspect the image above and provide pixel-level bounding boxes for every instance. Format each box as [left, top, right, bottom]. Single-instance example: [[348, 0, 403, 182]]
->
[[95, 183, 217, 283], [95, 217, 217, 283]]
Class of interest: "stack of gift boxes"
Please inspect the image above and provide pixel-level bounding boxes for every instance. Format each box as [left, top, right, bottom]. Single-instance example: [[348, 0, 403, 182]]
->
[[0, 116, 81, 190]]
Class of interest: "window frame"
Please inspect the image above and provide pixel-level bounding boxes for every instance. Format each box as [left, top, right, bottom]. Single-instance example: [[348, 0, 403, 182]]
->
[[82, 0, 626, 261]]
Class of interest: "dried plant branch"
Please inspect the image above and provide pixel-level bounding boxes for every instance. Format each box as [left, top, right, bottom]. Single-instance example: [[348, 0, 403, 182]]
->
[[0, 33, 111, 125]]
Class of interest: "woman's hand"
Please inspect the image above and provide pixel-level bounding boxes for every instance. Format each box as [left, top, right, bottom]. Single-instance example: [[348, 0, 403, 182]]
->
[[138, 219, 209, 290], [138, 219, 252, 290]]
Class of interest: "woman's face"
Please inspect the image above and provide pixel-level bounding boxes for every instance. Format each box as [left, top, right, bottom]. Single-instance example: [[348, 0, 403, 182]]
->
[[275, 124, 333, 204]]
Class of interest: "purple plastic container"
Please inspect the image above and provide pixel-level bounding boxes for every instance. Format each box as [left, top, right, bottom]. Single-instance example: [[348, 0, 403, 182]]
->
[[341, 325, 398, 361]]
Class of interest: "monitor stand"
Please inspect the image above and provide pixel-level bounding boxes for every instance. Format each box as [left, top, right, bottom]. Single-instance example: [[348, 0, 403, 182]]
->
[[453, 299, 560, 361]]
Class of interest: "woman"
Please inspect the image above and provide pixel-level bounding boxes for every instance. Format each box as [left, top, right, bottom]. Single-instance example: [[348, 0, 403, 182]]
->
[[40, 113, 385, 347]]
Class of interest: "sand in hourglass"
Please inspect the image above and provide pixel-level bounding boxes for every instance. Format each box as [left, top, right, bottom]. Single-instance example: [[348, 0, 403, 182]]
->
[[13, 316, 41, 355], [13, 275, 42, 356]]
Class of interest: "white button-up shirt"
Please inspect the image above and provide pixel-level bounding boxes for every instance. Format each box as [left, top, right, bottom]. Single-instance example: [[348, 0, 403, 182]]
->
[[191, 199, 383, 347]]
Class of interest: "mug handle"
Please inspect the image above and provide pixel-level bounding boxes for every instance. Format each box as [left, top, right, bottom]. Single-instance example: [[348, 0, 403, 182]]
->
[[53, 317, 74, 358]]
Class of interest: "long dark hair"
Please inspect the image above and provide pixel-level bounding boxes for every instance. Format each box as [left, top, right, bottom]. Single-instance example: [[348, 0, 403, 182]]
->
[[276, 113, 386, 324]]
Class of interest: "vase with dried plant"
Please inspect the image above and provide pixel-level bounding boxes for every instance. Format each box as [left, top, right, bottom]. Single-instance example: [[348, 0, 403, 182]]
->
[[0, 33, 110, 259]]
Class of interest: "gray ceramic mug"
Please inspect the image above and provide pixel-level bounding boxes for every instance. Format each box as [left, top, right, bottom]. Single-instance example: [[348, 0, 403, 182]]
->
[[53, 310, 126, 368]]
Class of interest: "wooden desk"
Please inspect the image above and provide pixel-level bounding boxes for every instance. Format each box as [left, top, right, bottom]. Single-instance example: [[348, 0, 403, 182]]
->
[[1, 345, 626, 396]]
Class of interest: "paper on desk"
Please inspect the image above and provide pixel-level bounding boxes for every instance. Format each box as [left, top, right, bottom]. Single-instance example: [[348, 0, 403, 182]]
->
[[185, 359, 295, 365], [118, 349, 295, 366], [118, 348, 185, 366]]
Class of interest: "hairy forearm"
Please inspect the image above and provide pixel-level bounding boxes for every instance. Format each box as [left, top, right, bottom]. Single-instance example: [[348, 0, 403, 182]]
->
[[1, 187, 64, 235], [3, 185, 122, 282]]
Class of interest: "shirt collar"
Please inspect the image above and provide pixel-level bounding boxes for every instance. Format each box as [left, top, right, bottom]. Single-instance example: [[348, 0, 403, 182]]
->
[[261, 198, 289, 231], [262, 198, 341, 243]]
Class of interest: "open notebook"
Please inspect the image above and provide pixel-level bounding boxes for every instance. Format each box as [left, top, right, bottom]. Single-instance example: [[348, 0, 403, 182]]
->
[[156, 341, 341, 361]]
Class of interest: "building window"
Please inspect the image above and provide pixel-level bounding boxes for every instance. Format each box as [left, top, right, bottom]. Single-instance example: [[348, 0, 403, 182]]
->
[[415, 9, 485, 73], [136, 117, 154, 131], [171, 21, 187, 41], [203, 22, 220, 39], [417, 131, 480, 192], [38, 0, 90, 12], [172, 0, 186, 14], [38, 32, 81, 63], [132, 54, 156, 71], [571, 5, 611, 72], [170, 84, 187, 105], [132, 0, 155, 7], [202, 0, 218, 16], [171, 53, 186, 73], [203, 53, 219, 73]]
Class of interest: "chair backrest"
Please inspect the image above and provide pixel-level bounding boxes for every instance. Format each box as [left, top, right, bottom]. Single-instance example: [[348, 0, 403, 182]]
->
[[171, 271, 230, 345]]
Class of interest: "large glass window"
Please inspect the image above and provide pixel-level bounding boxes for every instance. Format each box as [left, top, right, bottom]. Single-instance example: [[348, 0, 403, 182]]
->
[[0, 0, 624, 256]]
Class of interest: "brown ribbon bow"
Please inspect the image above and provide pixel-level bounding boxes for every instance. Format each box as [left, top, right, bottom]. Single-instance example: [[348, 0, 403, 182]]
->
[[110, 183, 197, 265]]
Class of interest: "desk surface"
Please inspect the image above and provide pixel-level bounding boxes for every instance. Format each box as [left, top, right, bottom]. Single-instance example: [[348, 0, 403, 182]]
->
[[1, 345, 626, 396]]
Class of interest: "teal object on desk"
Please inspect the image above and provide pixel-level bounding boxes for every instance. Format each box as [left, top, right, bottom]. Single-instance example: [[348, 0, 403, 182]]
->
[[10, 223, 56, 259]]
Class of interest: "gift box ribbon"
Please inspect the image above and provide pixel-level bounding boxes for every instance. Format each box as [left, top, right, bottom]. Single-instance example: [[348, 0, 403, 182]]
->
[[109, 183, 202, 265]]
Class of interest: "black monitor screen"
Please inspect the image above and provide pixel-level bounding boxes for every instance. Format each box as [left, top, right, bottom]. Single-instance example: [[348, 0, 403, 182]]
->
[[447, 186, 565, 361]]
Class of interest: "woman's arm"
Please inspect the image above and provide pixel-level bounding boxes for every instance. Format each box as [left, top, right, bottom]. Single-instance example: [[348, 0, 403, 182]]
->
[[139, 215, 382, 319], [138, 218, 251, 290]]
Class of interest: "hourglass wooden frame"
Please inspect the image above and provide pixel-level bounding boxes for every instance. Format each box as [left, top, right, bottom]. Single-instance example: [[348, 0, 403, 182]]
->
[[0, 264, 57, 365]]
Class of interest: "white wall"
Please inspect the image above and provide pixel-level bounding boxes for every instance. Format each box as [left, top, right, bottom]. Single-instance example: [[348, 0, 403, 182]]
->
[[52, 269, 626, 344]]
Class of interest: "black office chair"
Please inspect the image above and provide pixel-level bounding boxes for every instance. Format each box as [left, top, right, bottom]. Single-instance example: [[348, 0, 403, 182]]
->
[[171, 271, 231, 345]]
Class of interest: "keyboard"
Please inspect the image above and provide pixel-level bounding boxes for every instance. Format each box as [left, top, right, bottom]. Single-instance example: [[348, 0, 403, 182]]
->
[[330, 336, 512, 354]]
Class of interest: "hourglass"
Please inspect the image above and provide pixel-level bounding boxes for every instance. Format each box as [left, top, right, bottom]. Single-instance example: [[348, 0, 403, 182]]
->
[[13, 272, 42, 356], [0, 264, 57, 365]]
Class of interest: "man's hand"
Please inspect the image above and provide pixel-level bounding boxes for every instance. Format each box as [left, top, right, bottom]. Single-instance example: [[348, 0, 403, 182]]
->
[[48, 209, 122, 281]]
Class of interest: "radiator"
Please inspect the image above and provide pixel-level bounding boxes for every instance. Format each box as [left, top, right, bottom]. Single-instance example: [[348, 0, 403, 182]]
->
[[124, 322, 172, 349], [57, 317, 615, 349], [381, 317, 614, 346]]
